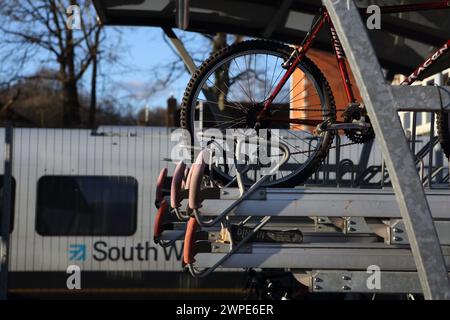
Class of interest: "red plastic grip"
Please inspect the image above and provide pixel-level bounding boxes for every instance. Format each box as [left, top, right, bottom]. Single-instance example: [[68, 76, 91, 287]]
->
[[155, 168, 168, 207], [183, 217, 199, 265], [153, 199, 168, 242], [188, 151, 208, 209], [171, 161, 186, 209], [185, 167, 192, 190]]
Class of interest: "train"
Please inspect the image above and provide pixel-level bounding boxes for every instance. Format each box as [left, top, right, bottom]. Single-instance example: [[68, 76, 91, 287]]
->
[[0, 126, 247, 299]]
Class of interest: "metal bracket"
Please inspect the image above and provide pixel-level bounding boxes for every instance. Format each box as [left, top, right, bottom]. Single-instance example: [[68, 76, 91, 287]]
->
[[294, 270, 450, 294], [390, 220, 450, 246], [344, 217, 373, 234], [220, 187, 267, 200]]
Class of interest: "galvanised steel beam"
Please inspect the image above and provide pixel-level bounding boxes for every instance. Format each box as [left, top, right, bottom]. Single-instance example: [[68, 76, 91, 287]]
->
[[393, 86, 450, 112], [295, 270, 450, 294], [162, 27, 197, 74], [192, 188, 450, 219], [323, 0, 450, 299], [194, 245, 450, 271]]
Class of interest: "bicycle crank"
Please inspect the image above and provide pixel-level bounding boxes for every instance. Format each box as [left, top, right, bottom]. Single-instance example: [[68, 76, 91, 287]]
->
[[314, 119, 371, 135]]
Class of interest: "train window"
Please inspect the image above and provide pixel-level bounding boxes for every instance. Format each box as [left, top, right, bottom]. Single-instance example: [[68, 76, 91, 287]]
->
[[0, 176, 16, 233], [36, 176, 137, 236]]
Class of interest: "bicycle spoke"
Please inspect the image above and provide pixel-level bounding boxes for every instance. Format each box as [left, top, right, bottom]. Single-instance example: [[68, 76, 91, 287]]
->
[[264, 57, 281, 101], [186, 44, 335, 187], [253, 54, 257, 101], [205, 78, 247, 112], [211, 116, 246, 128], [230, 59, 255, 105], [264, 54, 268, 101], [278, 73, 307, 102], [289, 83, 316, 102], [197, 99, 246, 113], [264, 67, 285, 102], [243, 54, 254, 104], [290, 95, 321, 107]]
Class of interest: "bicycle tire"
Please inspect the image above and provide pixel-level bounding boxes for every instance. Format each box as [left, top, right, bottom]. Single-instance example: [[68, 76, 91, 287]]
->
[[436, 78, 450, 158], [180, 40, 336, 187]]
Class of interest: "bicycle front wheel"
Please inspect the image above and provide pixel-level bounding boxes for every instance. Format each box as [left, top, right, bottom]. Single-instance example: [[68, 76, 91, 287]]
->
[[180, 40, 336, 187]]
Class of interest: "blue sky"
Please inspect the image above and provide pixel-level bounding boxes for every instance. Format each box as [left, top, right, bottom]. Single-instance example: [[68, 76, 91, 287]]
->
[[95, 26, 206, 112], [2, 24, 205, 113]]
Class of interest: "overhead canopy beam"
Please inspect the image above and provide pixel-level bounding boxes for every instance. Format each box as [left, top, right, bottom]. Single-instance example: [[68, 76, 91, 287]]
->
[[93, 0, 450, 77], [382, 16, 449, 47], [262, 0, 293, 38]]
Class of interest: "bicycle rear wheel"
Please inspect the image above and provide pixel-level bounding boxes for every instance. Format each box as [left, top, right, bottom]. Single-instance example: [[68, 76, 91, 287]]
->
[[437, 78, 450, 158], [180, 40, 336, 187]]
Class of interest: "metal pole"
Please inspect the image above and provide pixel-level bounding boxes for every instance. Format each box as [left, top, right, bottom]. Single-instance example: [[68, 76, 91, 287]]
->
[[323, 0, 450, 299], [175, 0, 190, 30], [0, 124, 13, 300], [163, 27, 197, 74], [162, 27, 222, 122]]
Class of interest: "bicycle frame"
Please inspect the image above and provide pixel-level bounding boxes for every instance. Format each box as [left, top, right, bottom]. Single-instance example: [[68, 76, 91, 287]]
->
[[258, 1, 450, 126]]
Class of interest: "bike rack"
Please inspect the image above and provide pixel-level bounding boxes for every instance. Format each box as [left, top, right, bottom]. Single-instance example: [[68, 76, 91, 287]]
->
[[189, 138, 290, 227], [153, 199, 183, 248], [324, 0, 450, 300], [152, 0, 450, 299], [180, 137, 292, 277], [153, 157, 450, 293]]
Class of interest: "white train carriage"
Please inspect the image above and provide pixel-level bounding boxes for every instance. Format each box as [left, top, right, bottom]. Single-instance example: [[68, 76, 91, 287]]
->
[[0, 127, 245, 298]]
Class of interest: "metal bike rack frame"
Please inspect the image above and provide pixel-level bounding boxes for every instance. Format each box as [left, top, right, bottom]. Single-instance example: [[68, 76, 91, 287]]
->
[[158, 0, 450, 299], [323, 0, 450, 299]]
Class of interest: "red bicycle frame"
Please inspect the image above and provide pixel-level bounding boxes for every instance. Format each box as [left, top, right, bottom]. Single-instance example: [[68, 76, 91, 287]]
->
[[402, 40, 450, 85], [258, 1, 450, 126]]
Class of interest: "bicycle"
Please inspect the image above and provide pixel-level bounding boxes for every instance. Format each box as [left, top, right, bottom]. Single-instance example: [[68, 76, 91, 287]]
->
[[180, 1, 450, 187]]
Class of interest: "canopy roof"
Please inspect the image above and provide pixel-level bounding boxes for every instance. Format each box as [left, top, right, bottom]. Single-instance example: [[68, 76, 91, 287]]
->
[[93, 0, 450, 78]]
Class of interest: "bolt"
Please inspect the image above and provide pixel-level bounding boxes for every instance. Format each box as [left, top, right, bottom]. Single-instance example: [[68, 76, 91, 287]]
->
[[318, 218, 325, 223], [314, 277, 322, 283], [221, 190, 228, 195], [347, 227, 355, 232], [349, 220, 356, 225], [393, 228, 403, 234], [342, 275, 351, 281], [393, 236, 403, 242], [314, 285, 322, 290], [342, 285, 351, 291]]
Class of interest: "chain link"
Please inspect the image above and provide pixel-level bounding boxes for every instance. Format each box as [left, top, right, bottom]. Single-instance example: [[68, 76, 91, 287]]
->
[[289, 140, 360, 156]]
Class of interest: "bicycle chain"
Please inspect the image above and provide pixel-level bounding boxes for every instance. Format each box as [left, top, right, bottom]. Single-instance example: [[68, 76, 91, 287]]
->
[[289, 140, 360, 156]]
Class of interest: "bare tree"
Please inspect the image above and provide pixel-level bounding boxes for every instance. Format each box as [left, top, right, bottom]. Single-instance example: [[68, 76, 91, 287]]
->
[[161, 31, 243, 112], [0, 0, 105, 127]]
